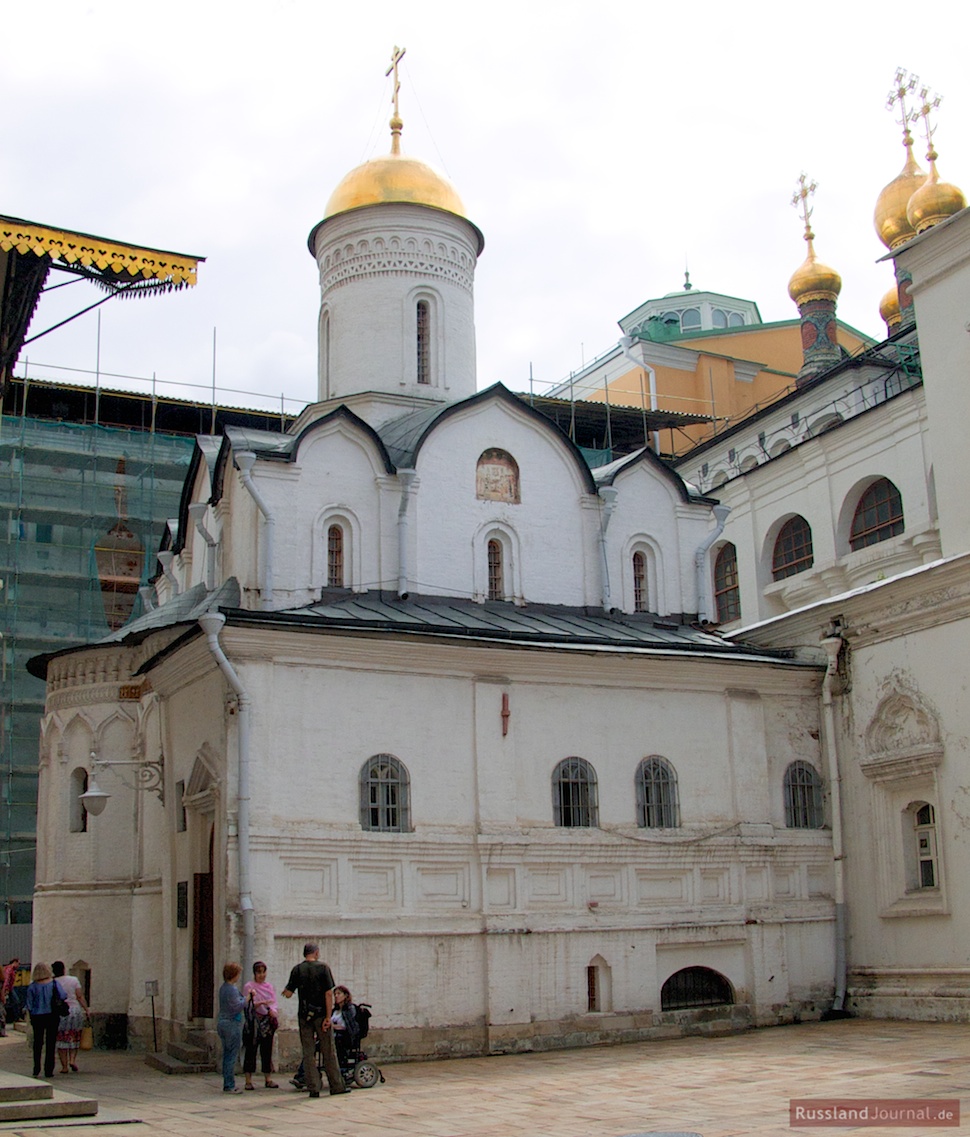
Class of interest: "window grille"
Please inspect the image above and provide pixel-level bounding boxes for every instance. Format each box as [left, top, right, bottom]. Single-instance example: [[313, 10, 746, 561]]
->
[[784, 761, 823, 828], [553, 757, 598, 828], [416, 300, 431, 385], [636, 757, 680, 828], [772, 516, 814, 580], [850, 478, 904, 550], [327, 524, 344, 588], [713, 543, 740, 623], [360, 754, 410, 832], [587, 965, 599, 1012], [632, 551, 647, 612], [661, 966, 734, 1011], [487, 539, 503, 601]]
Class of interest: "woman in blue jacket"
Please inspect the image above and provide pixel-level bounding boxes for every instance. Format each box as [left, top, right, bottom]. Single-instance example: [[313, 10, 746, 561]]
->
[[25, 962, 60, 1078]]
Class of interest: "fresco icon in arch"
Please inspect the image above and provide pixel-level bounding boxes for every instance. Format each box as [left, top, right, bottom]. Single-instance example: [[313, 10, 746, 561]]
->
[[476, 449, 520, 503]]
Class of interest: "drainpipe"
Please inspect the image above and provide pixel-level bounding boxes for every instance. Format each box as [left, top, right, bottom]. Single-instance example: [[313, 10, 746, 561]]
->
[[156, 550, 180, 596], [198, 611, 254, 982], [597, 486, 619, 611], [396, 469, 417, 599], [188, 503, 218, 591], [820, 634, 847, 1013], [694, 504, 730, 623], [235, 452, 274, 610], [619, 336, 660, 453]]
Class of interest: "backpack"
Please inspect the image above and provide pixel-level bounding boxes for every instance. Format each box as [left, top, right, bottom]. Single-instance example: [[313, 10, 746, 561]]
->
[[355, 1002, 372, 1040]]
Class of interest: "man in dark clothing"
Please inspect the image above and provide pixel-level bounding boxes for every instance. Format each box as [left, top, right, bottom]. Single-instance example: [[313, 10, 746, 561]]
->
[[281, 942, 348, 1097]]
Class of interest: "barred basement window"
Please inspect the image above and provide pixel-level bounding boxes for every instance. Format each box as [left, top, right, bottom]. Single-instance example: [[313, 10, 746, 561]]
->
[[553, 757, 598, 828], [713, 543, 740, 623], [416, 300, 431, 384], [850, 478, 904, 550], [360, 754, 411, 832], [487, 539, 504, 601], [632, 551, 647, 612], [327, 525, 344, 588], [636, 757, 680, 828], [772, 515, 814, 580], [661, 966, 734, 1011], [784, 760, 824, 829]]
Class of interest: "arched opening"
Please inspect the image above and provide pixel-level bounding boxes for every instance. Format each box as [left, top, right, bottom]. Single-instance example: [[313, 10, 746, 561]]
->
[[784, 761, 824, 829], [487, 539, 504, 601], [849, 477, 904, 550], [636, 757, 680, 828], [69, 768, 88, 834], [661, 966, 734, 1011], [553, 757, 598, 828], [632, 550, 647, 612], [772, 516, 814, 580], [713, 543, 740, 623], [416, 299, 431, 385], [360, 754, 411, 832], [327, 524, 345, 588]]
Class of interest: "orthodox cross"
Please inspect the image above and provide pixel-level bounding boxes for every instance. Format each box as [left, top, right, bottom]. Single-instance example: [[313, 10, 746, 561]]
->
[[791, 173, 818, 244], [887, 68, 919, 148], [911, 85, 942, 163], [386, 45, 407, 154]]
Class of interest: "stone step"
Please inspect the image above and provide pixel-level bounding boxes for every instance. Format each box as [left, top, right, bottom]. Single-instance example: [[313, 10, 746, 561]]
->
[[0, 1075, 52, 1103], [145, 1051, 214, 1075], [167, 1040, 211, 1064], [0, 1083, 97, 1123]]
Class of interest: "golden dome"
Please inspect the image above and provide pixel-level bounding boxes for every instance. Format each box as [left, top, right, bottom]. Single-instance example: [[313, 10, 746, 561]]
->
[[788, 246, 842, 306], [906, 158, 967, 234], [874, 143, 926, 250], [325, 152, 467, 220], [879, 285, 901, 330]]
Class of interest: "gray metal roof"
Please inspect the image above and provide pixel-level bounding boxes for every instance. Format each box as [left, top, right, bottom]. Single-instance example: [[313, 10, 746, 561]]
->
[[377, 405, 450, 469], [223, 592, 809, 663]]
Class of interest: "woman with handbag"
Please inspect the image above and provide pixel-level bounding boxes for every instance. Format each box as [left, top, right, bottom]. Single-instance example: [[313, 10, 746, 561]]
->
[[242, 961, 279, 1089], [52, 962, 89, 1074], [24, 962, 62, 1078]]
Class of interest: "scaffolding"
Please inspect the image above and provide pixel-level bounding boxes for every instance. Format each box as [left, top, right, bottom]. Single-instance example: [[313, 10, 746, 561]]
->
[[0, 412, 193, 919]]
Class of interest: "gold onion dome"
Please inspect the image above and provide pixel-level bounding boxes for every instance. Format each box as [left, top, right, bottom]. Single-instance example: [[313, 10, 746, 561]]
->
[[879, 285, 901, 330], [788, 247, 842, 306], [874, 146, 926, 250], [906, 158, 966, 234], [325, 150, 467, 220]]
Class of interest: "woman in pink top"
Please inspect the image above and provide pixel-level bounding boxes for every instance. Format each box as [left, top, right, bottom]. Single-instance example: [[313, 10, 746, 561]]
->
[[242, 962, 279, 1089]]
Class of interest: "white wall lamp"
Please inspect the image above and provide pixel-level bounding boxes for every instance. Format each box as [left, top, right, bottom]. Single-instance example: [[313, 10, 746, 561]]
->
[[79, 749, 165, 816]]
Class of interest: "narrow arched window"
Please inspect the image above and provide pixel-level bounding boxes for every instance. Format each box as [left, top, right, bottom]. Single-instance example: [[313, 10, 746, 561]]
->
[[70, 768, 88, 833], [632, 551, 647, 612], [772, 516, 814, 580], [681, 307, 701, 330], [416, 300, 431, 385], [784, 761, 823, 829], [360, 754, 410, 832], [850, 478, 904, 550], [487, 539, 503, 601], [327, 525, 344, 588], [713, 543, 740, 623], [553, 757, 598, 827], [636, 757, 680, 828]]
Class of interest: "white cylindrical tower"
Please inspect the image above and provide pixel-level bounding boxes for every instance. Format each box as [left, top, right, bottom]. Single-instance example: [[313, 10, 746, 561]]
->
[[308, 105, 484, 407]]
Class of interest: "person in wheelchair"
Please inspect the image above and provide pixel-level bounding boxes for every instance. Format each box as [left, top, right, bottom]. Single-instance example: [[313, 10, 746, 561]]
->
[[330, 985, 359, 1076]]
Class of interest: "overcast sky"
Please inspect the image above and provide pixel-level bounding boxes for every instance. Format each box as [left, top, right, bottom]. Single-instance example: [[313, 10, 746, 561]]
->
[[4, 1, 968, 416]]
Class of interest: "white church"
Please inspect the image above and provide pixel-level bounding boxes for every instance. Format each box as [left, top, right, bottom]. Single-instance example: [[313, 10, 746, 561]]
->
[[28, 65, 970, 1057]]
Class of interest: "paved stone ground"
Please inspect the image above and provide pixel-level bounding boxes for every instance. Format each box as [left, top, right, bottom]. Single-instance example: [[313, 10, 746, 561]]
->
[[0, 1018, 968, 1136]]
